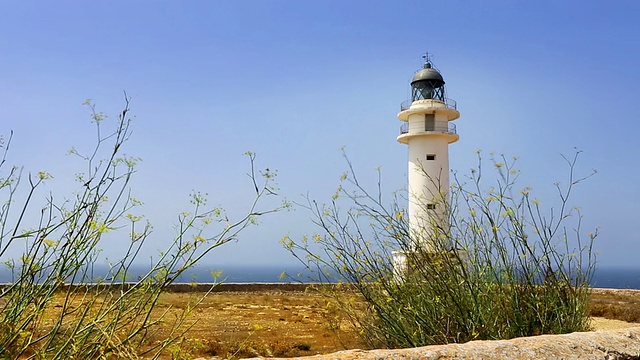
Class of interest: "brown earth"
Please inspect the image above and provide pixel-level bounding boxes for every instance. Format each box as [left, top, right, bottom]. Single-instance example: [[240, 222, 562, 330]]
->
[[144, 289, 362, 359], [135, 287, 640, 359]]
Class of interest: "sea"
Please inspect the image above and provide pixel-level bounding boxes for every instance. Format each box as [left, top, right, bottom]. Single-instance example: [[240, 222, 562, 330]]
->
[[589, 267, 640, 289], [1, 265, 639, 289], [177, 265, 640, 289]]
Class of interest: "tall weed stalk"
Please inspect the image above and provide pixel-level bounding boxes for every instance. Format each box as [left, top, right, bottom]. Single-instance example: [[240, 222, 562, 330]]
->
[[0, 98, 282, 359], [284, 151, 596, 348]]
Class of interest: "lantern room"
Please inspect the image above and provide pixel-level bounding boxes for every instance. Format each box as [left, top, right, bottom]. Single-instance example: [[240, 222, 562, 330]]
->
[[410, 61, 446, 102]]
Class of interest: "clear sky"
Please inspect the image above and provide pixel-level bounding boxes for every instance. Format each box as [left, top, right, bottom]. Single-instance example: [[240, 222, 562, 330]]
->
[[1, 1, 638, 270]]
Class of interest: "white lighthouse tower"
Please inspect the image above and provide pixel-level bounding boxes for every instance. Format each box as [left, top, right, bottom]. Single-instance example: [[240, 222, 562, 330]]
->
[[394, 55, 460, 269]]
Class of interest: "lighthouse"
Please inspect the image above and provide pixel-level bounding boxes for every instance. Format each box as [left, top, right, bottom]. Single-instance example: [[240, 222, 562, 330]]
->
[[395, 54, 460, 262]]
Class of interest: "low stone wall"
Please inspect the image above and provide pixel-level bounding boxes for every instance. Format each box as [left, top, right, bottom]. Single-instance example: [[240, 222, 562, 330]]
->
[[164, 282, 312, 293], [247, 327, 640, 360]]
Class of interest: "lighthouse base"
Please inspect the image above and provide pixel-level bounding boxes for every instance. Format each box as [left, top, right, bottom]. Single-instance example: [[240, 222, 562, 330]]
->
[[392, 249, 469, 282]]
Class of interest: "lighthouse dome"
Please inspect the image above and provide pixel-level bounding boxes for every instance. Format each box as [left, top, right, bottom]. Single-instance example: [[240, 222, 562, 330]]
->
[[410, 64, 444, 86], [410, 62, 446, 102]]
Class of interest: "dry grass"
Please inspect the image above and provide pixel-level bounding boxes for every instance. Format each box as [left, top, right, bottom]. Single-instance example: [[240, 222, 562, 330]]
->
[[138, 290, 364, 359], [28, 287, 640, 359], [589, 288, 640, 323]]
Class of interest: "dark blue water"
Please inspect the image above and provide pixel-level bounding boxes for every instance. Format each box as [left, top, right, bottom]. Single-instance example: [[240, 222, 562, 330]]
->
[[1, 265, 638, 289], [180, 266, 640, 289], [0, 264, 316, 284], [590, 267, 640, 289], [133, 265, 640, 289]]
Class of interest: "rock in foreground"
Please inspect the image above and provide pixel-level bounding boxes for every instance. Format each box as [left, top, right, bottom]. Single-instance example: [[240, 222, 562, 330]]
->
[[245, 327, 640, 360]]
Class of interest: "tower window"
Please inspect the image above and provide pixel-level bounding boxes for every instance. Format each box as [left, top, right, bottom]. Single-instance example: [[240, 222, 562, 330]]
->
[[426, 154, 436, 161], [426, 204, 436, 210]]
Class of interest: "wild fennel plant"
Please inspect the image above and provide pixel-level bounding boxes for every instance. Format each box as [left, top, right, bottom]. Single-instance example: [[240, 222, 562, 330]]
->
[[0, 98, 283, 359], [284, 151, 596, 348]]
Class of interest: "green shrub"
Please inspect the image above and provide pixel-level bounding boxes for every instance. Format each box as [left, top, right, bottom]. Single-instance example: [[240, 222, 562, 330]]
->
[[285, 151, 596, 348]]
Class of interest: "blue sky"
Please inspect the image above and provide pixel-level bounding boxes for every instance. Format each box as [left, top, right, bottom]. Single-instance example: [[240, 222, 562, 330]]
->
[[1, 1, 638, 270]]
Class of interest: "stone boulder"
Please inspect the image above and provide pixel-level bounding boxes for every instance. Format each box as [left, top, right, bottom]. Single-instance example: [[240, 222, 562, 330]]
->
[[245, 327, 640, 360]]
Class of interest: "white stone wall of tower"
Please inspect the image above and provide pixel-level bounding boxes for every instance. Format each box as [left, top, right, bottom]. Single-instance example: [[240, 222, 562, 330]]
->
[[407, 134, 449, 250], [392, 63, 461, 278]]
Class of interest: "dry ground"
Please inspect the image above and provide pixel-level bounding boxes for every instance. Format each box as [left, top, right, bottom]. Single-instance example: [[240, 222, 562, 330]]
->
[[146, 290, 362, 359], [134, 287, 640, 359]]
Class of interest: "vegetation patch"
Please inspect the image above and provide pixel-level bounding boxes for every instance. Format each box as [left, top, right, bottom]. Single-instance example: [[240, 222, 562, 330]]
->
[[285, 151, 597, 349], [0, 99, 283, 359]]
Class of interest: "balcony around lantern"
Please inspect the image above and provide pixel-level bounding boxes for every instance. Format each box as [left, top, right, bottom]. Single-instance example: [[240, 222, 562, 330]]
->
[[398, 98, 460, 122], [400, 98, 457, 111], [397, 122, 459, 144]]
